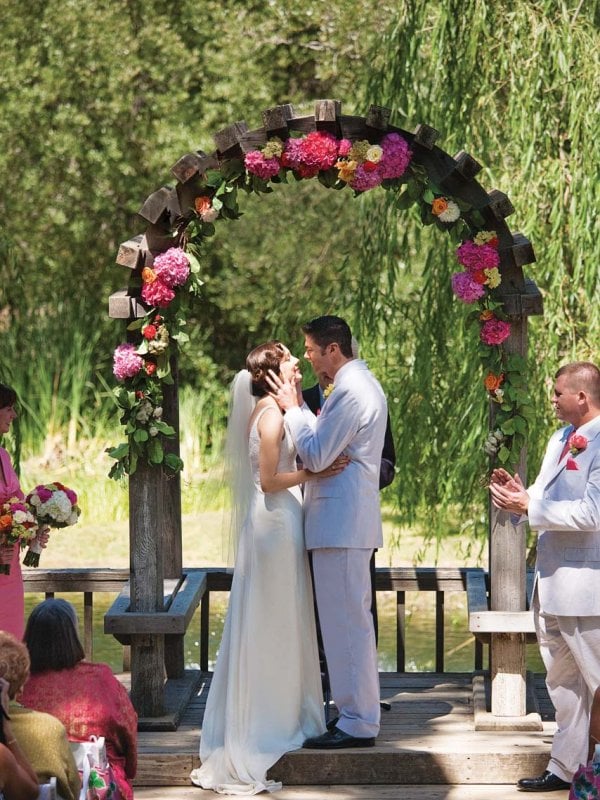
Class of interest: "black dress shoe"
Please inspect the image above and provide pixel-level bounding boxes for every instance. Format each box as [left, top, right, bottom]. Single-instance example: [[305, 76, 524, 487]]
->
[[303, 727, 375, 749], [517, 771, 570, 792]]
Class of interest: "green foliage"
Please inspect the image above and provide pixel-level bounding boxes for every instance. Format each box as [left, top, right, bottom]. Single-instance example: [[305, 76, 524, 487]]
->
[[358, 0, 600, 536]]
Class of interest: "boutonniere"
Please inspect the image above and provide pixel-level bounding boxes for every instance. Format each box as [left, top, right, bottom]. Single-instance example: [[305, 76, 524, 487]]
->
[[323, 383, 334, 399], [569, 433, 588, 456]]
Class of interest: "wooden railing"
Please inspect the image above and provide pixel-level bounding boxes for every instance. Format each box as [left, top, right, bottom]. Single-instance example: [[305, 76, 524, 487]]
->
[[24, 566, 489, 674]]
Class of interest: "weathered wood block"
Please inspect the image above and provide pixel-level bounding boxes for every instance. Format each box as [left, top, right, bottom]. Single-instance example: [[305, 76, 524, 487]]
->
[[338, 115, 370, 141], [499, 232, 536, 268], [262, 104, 294, 136], [116, 234, 145, 270], [413, 123, 440, 149], [365, 105, 391, 131], [239, 127, 268, 153], [171, 150, 219, 184], [287, 114, 316, 134], [487, 189, 515, 219], [138, 186, 180, 226], [314, 99, 341, 135], [452, 150, 483, 180], [496, 279, 543, 318], [213, 121, 249, 156], [108, 290, 148, 320]]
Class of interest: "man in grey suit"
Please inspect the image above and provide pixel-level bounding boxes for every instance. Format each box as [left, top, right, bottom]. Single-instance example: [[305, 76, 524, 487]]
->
[[490, 361, 600, 792], [268, 315, 387, 748]]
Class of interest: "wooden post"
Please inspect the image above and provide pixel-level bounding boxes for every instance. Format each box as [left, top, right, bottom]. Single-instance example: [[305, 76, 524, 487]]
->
[[489, 315, 527, 717], [162, 353, 185, 678], [129, 458, 165, 717]]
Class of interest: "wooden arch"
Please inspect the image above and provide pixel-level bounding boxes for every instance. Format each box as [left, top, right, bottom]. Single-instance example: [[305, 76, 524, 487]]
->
[[106, 99, 543, 728]]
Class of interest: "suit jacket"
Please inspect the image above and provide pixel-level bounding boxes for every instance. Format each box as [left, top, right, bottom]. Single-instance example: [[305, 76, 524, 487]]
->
[[286, 359, 387, 550], [528, 414, 600, 616], [302, 384, 396, 490]]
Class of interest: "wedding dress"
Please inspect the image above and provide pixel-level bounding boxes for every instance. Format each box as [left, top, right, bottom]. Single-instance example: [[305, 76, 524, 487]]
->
[[190, 406, 325, 795]]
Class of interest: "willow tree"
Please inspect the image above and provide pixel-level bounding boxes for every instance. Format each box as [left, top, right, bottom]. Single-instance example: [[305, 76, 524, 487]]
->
[[357, 0, 600, 543]]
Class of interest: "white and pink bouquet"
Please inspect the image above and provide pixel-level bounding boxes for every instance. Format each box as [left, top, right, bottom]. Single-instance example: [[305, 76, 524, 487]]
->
[[24, 482, 81, 567], [0, 497, 39, 574]]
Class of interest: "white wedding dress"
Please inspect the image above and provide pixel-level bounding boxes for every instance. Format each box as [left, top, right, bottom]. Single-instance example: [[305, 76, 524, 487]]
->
[[190, 408, 325, 795]]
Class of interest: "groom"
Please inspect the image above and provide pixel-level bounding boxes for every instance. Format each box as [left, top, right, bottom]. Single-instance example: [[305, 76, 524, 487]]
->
[[268, 315, 387, 748]]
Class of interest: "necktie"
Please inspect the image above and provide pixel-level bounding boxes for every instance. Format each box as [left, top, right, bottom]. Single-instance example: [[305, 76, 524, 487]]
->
[[558, 431, 574, 463]]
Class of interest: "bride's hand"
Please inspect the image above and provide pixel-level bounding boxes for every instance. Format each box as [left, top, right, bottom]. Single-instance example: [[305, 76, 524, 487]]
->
[[309, 455, 350, 479]]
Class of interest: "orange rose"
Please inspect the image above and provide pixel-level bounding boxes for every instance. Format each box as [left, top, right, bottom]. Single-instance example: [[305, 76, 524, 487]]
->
[[432, 198, 448, 216], [479, 310, 494, 321], [0, 514, 12, 531], [141, 267, 157, 284], [194, 195, 212, 216], [484, 372, 504, 392]]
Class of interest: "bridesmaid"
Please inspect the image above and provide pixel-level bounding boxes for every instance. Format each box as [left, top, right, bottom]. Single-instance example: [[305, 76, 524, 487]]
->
[[0, 383, 48, 639]]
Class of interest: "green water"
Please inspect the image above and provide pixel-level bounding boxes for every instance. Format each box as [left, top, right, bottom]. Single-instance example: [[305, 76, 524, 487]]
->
[[25, 591, 545, 674]]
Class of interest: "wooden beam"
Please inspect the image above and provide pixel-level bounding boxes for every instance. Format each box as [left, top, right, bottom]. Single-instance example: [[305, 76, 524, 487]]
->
[[213, 121, 249, 156], [413, 123, 439, 149], [314, 99, 341, 134], [262, 104, 294, 137], [499, 232, 537, 270], [116, 234, 145, 270], [239, 127, 268, 153], [138, 186, 180, 226], [287, 114, 316, 135], [497, 279, 543, 318], [365, 105, 391, 131], [486, 189, 515, 220], [170, 151, 219, 184], [338, 115, 370, 140]]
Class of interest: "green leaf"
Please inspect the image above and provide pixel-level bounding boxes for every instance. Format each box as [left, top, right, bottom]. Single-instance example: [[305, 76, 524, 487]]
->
[[164, 453, 184, 472], [147, 438, 164, 464], [106, 443, 129, 460], [498, 445, 510, 463], [133, 428, 148, 442]]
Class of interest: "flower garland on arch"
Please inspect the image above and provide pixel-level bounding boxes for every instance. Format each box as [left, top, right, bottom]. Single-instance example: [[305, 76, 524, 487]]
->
[[108, 128, 530, 478]]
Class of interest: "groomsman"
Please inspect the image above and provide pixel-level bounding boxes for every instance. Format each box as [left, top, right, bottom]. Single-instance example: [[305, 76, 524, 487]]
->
[[490, 362, 600, 793], [269, 315, 387, 749]]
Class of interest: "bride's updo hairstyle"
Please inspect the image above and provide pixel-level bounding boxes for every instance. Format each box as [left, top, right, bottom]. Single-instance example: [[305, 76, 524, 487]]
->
[[246, 341, 286, 397]]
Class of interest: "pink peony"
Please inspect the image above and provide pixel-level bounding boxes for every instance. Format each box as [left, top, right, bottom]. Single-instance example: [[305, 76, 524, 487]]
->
[[451, 271, 486, 303], [141, 278, 176, 308], [456, 241, 500, 272], [352, 164, 383, 192], [480, 318, 511, 345], [299, 131, 339, 171], [379, 132, 412, 180], [113, 343, 143, 381], [244, 150, 281, 180], [152, 248, 190, 289]]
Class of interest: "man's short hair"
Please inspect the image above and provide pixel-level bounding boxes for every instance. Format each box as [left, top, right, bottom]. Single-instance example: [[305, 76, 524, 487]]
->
[[302, 315, 353, 358], [556, 362, 600, 405]]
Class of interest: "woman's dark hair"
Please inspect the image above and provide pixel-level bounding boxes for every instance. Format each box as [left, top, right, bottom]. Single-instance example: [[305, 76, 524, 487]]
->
[[24, 599, 85, 673], [0, 383, 17, 410], [246, 341, 286, 397]]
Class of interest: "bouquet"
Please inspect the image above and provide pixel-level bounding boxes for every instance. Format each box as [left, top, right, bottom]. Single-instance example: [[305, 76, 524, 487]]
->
[[24, 482, 81, 567], [0, 497, 39, 574]]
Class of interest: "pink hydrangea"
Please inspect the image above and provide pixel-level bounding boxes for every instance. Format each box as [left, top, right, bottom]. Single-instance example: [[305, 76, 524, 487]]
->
[[244, 150, 281, 180], [379, 132, 412, 180], [113, 343, 143, 381], [299, 131, 339, 171], [480, 318, 511, 345], [451, 271, 486, 303], [141, 278, 176, 308], [338, 138, 352, 157], [352, 164, 384, 192], [281, 137, 304, 170], [153, 247, 190, 288], [457, 241, 500, 272]]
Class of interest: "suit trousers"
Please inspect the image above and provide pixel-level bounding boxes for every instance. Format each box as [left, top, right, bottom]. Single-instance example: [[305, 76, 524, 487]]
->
[[311, 547, 380, 738], [534, 592, 600, 781]]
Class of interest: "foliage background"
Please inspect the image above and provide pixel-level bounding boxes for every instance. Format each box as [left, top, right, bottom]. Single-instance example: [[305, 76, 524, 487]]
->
[[1, 0, 598, 550]]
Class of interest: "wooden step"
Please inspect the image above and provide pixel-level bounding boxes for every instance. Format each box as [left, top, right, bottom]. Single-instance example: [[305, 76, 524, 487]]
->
[[133, 673, 555, 787]]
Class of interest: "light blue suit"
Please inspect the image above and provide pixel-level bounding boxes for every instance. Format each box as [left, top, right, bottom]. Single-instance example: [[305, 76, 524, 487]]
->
[[526, 414, 600, 780], [285, 359, 387, 738]]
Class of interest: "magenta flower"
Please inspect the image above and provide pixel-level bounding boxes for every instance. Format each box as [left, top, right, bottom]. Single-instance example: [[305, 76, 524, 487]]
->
[[281, 138, 304, 170], [338, 138, 352, 157], [141, 278, 176, 308], [153, 247, 190, 289], [113, 343, 143, 381], [244, 150, 281, 180], [299, 131, 339, 171], [457, 241, 500, 272], [379, 132, 412, 180], [451, 271, 486, 303], [352, 164, 383, 192], [480, 318, 511, 345], [36, 486, 54, 503]]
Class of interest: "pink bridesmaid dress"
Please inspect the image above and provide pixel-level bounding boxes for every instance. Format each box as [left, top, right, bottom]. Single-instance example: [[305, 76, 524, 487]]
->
[[0, 446, 26, 639]]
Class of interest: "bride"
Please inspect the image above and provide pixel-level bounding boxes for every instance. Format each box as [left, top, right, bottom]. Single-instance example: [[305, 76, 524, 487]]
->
[[190, 340, 348, 795]]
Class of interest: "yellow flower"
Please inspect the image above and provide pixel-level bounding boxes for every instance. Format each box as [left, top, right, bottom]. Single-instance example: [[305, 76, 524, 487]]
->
[[365, 144, 383, 163], [474, 230, 497, 246], [323, 383, 334, 399], [348, 140, 370, 162], [484, 268, 501, 289], [336, 159, 357, 183], [262, 137, 283, 159]]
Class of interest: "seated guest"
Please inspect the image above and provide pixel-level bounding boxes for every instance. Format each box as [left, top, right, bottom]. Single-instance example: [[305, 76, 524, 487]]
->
[[21, 599, 137, 800], [0, 632, 80, 800], [0, 677, 39, 800]]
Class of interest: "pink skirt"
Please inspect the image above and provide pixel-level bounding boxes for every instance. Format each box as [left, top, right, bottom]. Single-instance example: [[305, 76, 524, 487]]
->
[[0, 543, 25, 639]]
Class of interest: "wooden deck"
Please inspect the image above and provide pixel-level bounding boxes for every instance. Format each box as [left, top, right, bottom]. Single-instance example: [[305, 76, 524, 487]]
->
[[132, 672, 562, 797]]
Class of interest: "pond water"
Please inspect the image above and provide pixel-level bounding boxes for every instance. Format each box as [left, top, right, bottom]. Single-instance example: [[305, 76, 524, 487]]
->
[[25, 590, 545, 674]]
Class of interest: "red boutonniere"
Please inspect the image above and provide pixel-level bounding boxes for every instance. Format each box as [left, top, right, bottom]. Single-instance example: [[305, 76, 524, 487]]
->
[[569, 434, 588, 456], [566, 458, 579, 471]]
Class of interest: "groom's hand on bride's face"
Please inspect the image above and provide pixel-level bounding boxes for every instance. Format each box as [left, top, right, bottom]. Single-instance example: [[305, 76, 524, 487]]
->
[[266, 370, 300, 411]]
